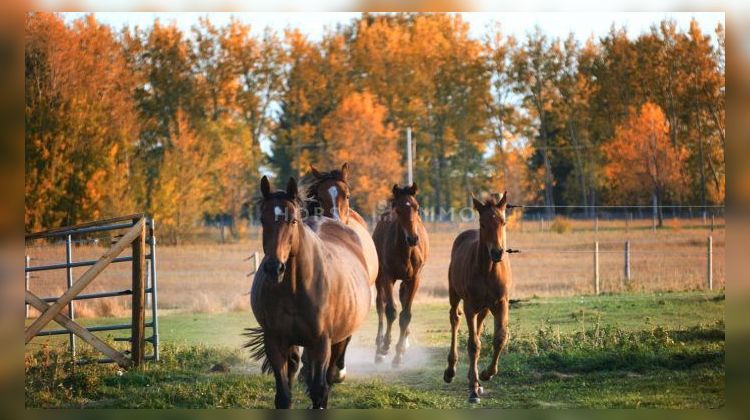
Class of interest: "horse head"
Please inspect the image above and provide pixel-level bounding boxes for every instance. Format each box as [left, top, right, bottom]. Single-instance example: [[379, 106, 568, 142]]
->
[[259, 176, 302, 283], [472, 191, 508, 263], [391, 183, 421, 247], [308, 162, 352, 224]]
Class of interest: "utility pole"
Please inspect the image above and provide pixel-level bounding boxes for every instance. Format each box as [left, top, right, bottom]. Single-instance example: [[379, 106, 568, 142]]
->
[[407, 127, 413, 186]]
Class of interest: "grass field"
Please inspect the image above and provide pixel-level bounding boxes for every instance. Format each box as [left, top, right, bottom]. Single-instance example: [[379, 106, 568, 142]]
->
[[25, 290, 725, 408]]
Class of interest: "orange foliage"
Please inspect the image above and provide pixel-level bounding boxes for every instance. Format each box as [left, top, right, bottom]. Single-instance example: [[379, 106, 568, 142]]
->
[[321, 92, 402, 214], [604, 102, 688, 203]]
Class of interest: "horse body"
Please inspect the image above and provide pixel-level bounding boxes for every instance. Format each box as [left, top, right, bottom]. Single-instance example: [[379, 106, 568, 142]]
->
[[373, 184, 429, 366], [251, 219, 371, 346], [443, 192, 512, 404], [249, 176, 371, 409], [303, 163, 378, 286]]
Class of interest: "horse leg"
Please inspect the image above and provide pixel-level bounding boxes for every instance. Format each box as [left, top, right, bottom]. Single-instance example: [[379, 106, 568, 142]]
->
[[443, 287, 461, 383], [374, 277, 387, 362], [480, 298, 510, 382], [464, 303, 482, 403], [328, 336, 351, 384], [288, 345, 301, 387], [266, 341, 292, 409], [297, 347, 307, 382], [477, 308, 489, 337], [393, 276, 419, 367], [380, 278, 397, 358], [305, 336, 332, 409]]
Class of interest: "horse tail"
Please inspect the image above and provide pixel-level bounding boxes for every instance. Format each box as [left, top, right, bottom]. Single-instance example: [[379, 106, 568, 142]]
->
[[242, 327, 272, 374]]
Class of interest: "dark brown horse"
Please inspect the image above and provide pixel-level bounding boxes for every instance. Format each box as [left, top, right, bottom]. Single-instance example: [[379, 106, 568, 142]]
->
[[247, 176, 371, 408], [304, 163, 378, 284], [443, 192, 512, 404], [372, 183, 429, 367]]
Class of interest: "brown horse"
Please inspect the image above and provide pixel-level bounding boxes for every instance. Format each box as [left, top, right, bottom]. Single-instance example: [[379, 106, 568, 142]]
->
[[372, 183, 429, 367], [247, 176, 371, 408], [304, 162, 378, 285], [443, 192, 512, 404]]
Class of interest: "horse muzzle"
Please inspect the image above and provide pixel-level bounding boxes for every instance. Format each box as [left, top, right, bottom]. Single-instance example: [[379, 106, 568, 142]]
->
[[489, 247, 504, 263], [264, 258, 286, 282], [406, 235, 419, 247]]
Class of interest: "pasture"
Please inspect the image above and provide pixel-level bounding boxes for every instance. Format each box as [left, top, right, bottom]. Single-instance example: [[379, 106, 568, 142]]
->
[[24, 218, 725, 408], [25, 291, 725, 408]]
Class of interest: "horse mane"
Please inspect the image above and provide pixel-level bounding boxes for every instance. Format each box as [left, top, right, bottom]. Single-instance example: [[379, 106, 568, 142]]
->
[[300, 169, 349, 215]]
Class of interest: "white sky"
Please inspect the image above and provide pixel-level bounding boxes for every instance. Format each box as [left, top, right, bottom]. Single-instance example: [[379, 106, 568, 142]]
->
[[61, 12, 724, 43]]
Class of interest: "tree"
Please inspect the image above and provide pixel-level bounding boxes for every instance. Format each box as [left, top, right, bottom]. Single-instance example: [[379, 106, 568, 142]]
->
[[25, 13, 138, 231], [151, 111, 210, 244], [321, 92, 402, 215], [510, 27, 565, 217], [604, 102, 687, 226]]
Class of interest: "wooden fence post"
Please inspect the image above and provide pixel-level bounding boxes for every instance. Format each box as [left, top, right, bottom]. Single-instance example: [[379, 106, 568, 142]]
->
[[594, 241, 600, 295], [25, 255, 30, 319], [707, 236, 713, 291], [624, 240, 631, 282], [131, 217, 147, 366]]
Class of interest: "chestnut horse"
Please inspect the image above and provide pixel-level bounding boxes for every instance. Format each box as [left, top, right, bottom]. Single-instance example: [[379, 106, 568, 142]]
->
[[247, 176, 371, 408], [443, 192, 512, 404], [372, 183, 429, 367], [303, 163, 378, 285]]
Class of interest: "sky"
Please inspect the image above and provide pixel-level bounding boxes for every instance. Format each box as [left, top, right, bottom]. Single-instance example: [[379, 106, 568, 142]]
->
[[61, 12, 725, 44]]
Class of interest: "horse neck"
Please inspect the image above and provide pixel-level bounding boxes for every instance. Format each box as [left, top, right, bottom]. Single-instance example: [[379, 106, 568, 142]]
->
[[287, 223, 318, 294], [474, 235, 494, 274]]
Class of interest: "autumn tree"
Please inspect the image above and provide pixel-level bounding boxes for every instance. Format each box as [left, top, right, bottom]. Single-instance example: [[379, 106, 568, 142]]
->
[[25, 13, 138, 231], [321, 91, 402, 214], [510, 27, 565, 217], [151, 111, 210, 244], [604, 102, 687, 226]]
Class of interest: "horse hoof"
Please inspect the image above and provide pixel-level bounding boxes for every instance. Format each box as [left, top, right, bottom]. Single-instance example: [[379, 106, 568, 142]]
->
[[391, 358, 401, 368], [468, 396, 481, 404], [443, 368, 455, 383], [479, 370, 493, 382], [477, 386, 484, 396], [375, 354, 385, 364]]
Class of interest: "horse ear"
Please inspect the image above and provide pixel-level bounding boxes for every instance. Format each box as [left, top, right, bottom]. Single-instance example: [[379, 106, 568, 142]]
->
[[409, 183, 418, 196], [310, 165, 322, 179], [341, 162, 350, 181], [496, 191, 508, 208], [472, 194, 484, 211], [260, 176, 271, 199], [392, 184, 400, 196], [287, 177, 298, 199]]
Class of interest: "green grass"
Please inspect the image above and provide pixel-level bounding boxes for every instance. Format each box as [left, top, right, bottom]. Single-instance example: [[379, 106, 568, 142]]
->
[[25, 290, 725, 408]]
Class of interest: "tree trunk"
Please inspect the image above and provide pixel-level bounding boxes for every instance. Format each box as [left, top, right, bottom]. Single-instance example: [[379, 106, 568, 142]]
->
[[655, 185, 664, 228], [569, 121, 589, 217], [540, 121, 555, 219]]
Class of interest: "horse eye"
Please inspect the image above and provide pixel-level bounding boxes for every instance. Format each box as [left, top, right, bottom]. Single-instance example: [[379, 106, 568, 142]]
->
[[290, 219, 297, 225]]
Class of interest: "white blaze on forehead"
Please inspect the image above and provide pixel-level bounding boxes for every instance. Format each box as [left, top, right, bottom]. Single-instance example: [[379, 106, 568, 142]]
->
[[274, 206, 284, 220], [328, 185, 340, 220]]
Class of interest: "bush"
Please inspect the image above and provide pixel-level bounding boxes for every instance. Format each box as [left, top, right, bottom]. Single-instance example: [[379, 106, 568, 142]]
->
[[550, 216, 572, 234]]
